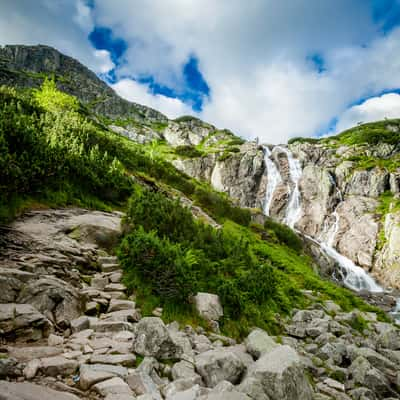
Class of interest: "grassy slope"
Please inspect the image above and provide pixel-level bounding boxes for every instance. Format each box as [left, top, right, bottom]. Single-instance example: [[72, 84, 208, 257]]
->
[[0, 82, 387, 339]]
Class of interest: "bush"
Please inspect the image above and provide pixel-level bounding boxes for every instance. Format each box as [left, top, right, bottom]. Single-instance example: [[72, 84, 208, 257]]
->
[[174, 145, 203, 158], [119, 227, 202, 302], [264, 218, 303, 252], [119, 187, 279, 328]]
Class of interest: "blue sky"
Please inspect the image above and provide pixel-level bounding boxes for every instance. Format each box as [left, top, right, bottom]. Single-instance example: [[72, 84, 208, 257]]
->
[[1, 0, 400, 143]]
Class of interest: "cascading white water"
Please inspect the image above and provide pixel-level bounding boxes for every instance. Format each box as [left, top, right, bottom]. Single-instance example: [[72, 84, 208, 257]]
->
[[262, 146, 282, 216], [319, 177, 383, 293], [269, 148, 383, 294], [276, 147, 303, 228]]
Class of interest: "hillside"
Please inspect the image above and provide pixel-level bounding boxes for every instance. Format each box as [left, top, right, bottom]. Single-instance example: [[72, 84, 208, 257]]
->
[[1, 45, 400, 400]]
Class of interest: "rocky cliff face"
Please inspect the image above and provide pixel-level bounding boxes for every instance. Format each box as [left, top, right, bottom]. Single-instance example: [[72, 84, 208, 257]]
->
[[164, 125, 400, 291]]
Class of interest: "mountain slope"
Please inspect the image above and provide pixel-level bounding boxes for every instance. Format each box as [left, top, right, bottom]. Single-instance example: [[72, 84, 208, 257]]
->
[[2, 44, 400, 400]]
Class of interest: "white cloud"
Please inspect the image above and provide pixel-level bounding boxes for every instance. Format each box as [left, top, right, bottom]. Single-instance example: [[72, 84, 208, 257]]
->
[[91, 0, 400, 143], [112, 79, 194, 119], [2, 1, 400, 143], [334, 93, 400, 133]]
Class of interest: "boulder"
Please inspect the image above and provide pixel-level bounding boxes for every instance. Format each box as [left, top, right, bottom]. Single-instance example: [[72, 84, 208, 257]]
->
[[349, 356, 396, 398], [17, 277, 83, 327], [377, 327, 400, 350], [133, 317, 184, 359], [39, 356, 78, 377], [244, 345, 313, 400], [0, 357, 20, 378], [0, 381, 80, 400], [93, 377, 133, 397], [194, 293, 223, 323], [195, 349, 245, 387], [126, 371, 162, 399], [244, 328, 278, 359], [70, 316, 90, 333], [0, 303, 52, 340], [79, 364, 117, 390]]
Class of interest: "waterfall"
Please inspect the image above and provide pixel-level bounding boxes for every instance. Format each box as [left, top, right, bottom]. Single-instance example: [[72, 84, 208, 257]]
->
[[320, 242, 383, 292], [319, 178, 383, 293], [263, 146, 282, 216], [263, 147, 384, 295], [276, 147, 303, 229]]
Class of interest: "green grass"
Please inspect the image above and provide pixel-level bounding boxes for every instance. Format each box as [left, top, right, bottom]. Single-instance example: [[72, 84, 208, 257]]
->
[[328, 119, 400, 146]]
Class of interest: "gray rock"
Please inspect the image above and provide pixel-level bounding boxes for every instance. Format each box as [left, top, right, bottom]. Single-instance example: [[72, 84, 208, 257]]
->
[[245, 345, 313, 400], [39, 356, 78, 377], [349, 356, 396, 398], [126, 371, 162, 399], [244, 328, 278, 359], [172, 360, 201, 381], [162, 376, 203, 399], [195, 349, 245, 387], [17, 276, 82, 327], [0, 381, 80, 400], [90, 354, 136, 367], [108, 299, 136, 313], [237, 377, 270, 400], [0, 303, 52, 340], [194, 293, 223, 323], [9, 346, 62, 362], [23, 359, 41, 379], [92, 321, 133, 332], [377, 327, 400, 350], [101, 309, 141, 323], [93, 377, 133, 397], [48, 334, 64, 346], [0, 357, 20, 378], [133, 317, 184, 359], [70, 316, 90, 333], [79, 364, 116, 390]]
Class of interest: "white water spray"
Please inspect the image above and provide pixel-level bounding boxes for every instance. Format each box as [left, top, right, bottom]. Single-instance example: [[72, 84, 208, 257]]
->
[[262, 146, 282, 216], [276, 147, 303, 228], [267, 147, 383, 294]]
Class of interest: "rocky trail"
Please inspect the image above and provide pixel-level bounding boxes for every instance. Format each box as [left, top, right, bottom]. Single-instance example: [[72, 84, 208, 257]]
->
[[1, 208, 400, 400]]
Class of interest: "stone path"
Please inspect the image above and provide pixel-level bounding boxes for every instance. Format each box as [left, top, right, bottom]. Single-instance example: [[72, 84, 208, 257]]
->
[[1, 209, 400, 400]]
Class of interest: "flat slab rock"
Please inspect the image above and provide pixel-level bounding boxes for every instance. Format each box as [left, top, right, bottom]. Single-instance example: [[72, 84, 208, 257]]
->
[[0, 381, 80, 400]]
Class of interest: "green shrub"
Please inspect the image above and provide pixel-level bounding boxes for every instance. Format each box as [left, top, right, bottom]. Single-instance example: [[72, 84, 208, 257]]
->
[[174, 145, 203, 158], [288, 137, 320, 145], [264, 218, 303, 252]]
